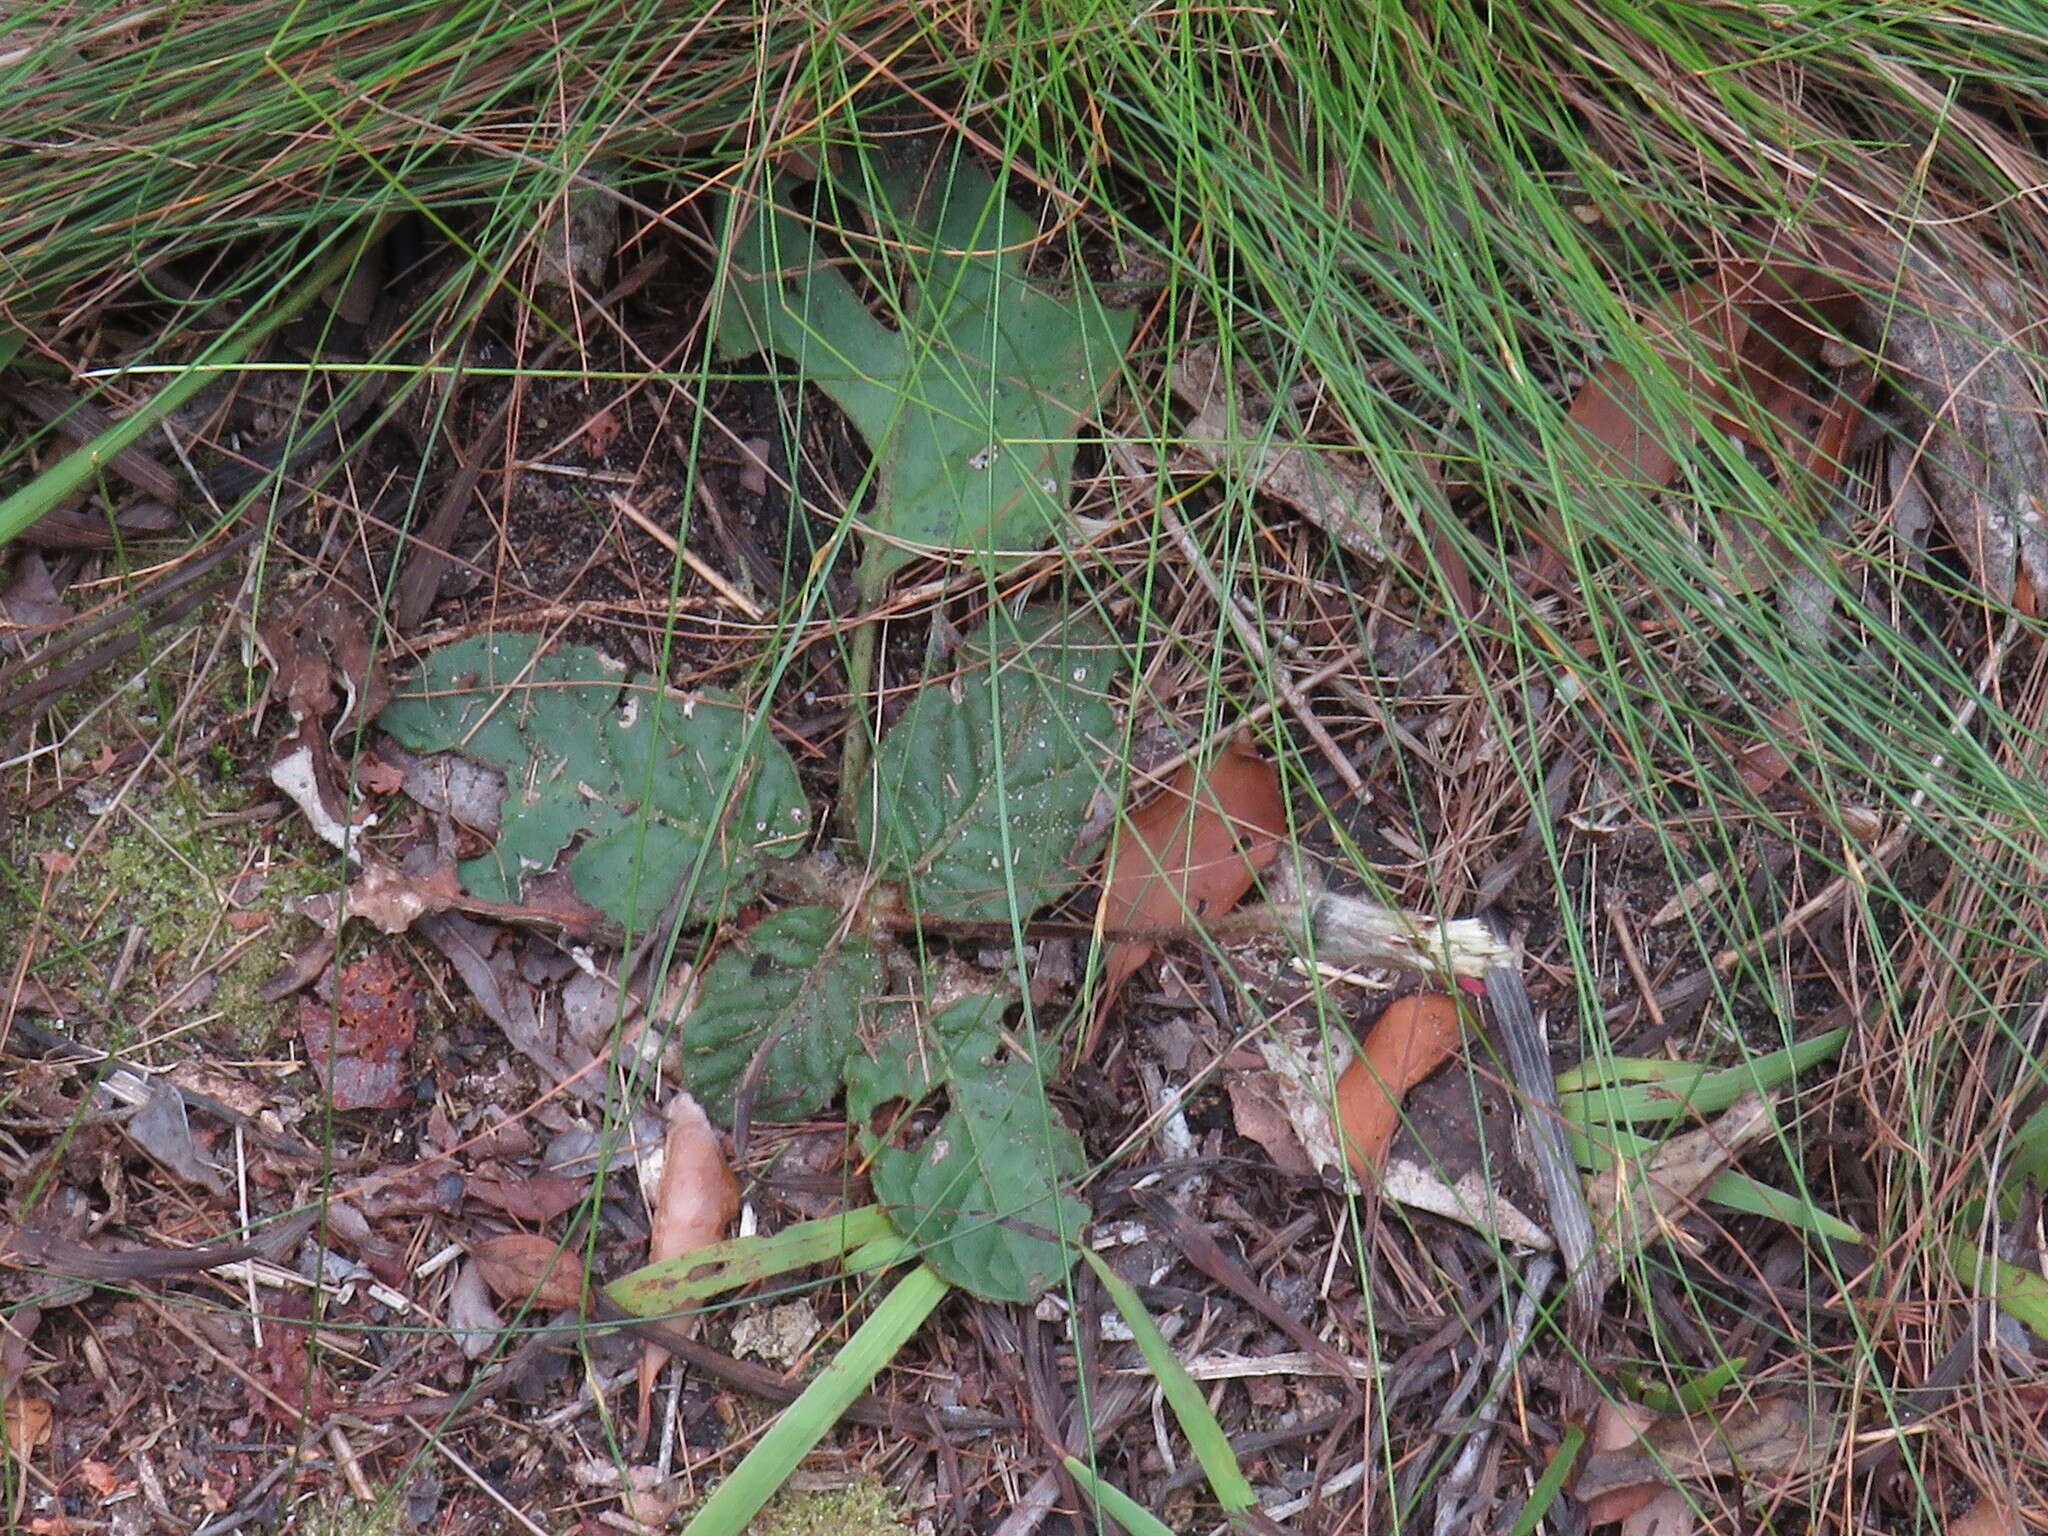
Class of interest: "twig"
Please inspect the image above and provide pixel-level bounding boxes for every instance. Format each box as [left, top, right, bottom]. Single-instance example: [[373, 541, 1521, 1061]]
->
[[1160, 505, 1366, 797], [607, 491, 764, 620], [404, 1417, 553, 1536]]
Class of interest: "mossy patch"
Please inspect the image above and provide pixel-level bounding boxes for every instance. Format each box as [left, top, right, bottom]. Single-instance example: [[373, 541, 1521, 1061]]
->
[[2, 761, 343, 1056], [748, 1478, 911, 1536], [281, 1493, 412, 1536]]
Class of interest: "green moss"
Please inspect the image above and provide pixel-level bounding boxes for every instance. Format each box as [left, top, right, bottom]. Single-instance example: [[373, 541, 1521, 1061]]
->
[[283, 1494, 410, 1536], [4, 765, 346, 1055], [749, 1478, 910, 1536]]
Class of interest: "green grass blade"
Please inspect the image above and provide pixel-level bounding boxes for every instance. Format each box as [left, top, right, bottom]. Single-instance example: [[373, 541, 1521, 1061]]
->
[[605, 1206, 897, 1318], [678, 1263, 950, 1536], [1639, 1358, 1748, 1417], [0, 227, 379, 546], [1061, 1457, 1181, 1536], [1558, 1029, 1849, 1126], [1080, 1247, 1256, 1516], [1507, 1424, 1584, 1536], [1702, 1172, 1863, 1246]]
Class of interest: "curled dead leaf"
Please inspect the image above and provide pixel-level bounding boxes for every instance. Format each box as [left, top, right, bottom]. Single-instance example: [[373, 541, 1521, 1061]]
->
[[4, 1394, 50, 1461], [645, 1091, 741, 1268], [1589, 1092, 1776, 1262], [1335, 992, 1466, 1174], [636, 1090, 740, 1444], [468, 1232, 590, 1312]]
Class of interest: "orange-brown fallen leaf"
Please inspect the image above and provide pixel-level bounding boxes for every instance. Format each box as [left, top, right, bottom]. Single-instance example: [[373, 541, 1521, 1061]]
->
[[636, 1091, 740, 1447], [1947, 1491, 2026, 1536], [1094, 732, 1287, 1042], [1335, 992, 1466, 1174], [1568, 247, 1860, 491], [469, 1232, 589, 1312]]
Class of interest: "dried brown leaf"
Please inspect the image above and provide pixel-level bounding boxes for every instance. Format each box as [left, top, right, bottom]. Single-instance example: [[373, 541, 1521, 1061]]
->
[[1568, 249, 1860, 492], [636, 1091, 740, 1444], [1584, 1398, 1663, 1527], [1098, 731, 1287, 1012], [1225, 1073, 1316, 1176], [469, 1232, 590, 1312], [1575, 1395, 1827, 1504], [464, 1172, 591, 1224], [4, 1394, 51, 1461], [125, 1081, 226, 1193], [447, 1259, 506, 1360], [1552, 237, 1871, 594], [1947, 1492, 2026, 1536], [1620, 1488, 1696, 1536], [1335, 992, 1466, 1174]]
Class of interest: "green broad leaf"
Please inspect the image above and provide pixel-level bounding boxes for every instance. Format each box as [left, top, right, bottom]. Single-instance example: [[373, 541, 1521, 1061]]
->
[[844, 990, 1009, 1121], [867, 995, 1088, 1303], [680, 905, 881, 1124], [377, 634, 807, 929], [1954, 1238, 2048, 1341], [859, 610, 1121, 921], [715, 149, 1133, 591]]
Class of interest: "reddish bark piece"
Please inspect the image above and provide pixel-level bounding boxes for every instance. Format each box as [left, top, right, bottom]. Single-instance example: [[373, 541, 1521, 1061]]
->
[[636, 1092, 741, 1446], [296, 951, 420, 1111], [469, 1232, 590, 1312], [1335, 992, 1466, 1174], [1097, 731, 1288, 1013], [254, 1290, 336, 1424]]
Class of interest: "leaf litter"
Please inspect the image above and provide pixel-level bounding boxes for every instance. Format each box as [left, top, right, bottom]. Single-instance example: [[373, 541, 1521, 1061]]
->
[[12, 88, 2048, 1536]]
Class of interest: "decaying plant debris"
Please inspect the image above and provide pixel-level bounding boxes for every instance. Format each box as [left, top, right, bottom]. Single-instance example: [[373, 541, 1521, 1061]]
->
[[7, 4, 2048, 1533]]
